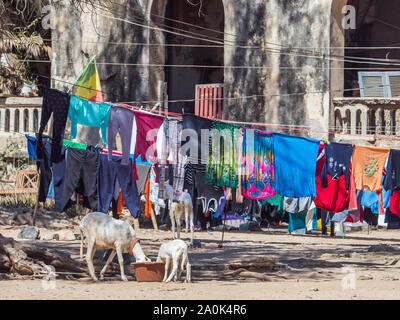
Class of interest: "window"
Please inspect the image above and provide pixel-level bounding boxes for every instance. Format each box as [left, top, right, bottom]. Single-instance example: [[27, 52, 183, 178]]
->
[[359, 72, 400, 98]]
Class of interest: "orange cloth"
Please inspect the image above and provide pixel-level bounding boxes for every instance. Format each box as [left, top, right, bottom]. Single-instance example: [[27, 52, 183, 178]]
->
[[117, 189, 124, 215], [348, 169, 358, 211], [352, 146, 389, 192], [144, 179, 151, 218]]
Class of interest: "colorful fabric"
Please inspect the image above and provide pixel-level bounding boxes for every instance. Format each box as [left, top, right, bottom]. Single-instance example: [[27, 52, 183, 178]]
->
[[204, 121, 240, 188], [62, 139, 87, 150], [170, 120, 186, 202], [236, 128, 244, 203], [314, 143, 351, 213], [241, 129, 275, 200], [75, 56, 103, 103], [351, 145, 389, 192], [260, 194, 284, 213], [273, 133, 320, 198], [68, 95, 110, 144]]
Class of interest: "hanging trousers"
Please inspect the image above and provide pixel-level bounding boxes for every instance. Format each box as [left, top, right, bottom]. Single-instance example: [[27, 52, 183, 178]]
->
[[37, 86, 70, 163], [107, 107, 135, 166], [61, 148, 98, 212], [38, 139, 67, 212], [97, 154, 140, 218]]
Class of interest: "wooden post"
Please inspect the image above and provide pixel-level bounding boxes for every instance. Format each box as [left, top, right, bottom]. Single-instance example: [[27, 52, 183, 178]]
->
[[32, 171, 41, 226], [133, 218, 140, 231], [150, 207, 158, 231]]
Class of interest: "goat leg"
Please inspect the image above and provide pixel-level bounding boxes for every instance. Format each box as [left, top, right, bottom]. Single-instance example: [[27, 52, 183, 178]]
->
[[99, 249, 117, 280], [115, 243, 128, 281]]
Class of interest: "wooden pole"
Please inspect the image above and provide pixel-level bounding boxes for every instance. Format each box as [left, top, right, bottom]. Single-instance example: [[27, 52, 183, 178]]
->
[[133, 218, 140, 231], [150, 207, 158, 231], [32, 170, 40, 226]]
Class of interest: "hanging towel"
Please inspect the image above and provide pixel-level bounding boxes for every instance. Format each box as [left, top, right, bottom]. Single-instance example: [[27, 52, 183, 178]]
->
[[272, 133, 320, 198], [68, 94, 110, 144]]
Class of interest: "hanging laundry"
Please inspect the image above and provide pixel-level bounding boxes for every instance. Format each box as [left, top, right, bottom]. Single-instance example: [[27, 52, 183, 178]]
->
[[383, 149, 400, 191], [157, 117, 169, 199], [107, 106, 135, 166], [241, 129, 275, 200], [204, 121, 240, 188], [236, 128, 244, 203], [136, 163, 151, 195], [389, 190, 400, 218], [68, 94, 110, 144], [351, 145, 389, 192], [272, 133, 320, 198], [144, 178, 151, 218], [260, 193, 284, 213], [37, 86, 71, 163], [133, 111, 164, 162], [62, 139, 87, 150], [37, 138, 67, 212], [182, 114, 212, 164], [61, 148, 98, 212], [26, 135, 40, 161], [321, 141, 353, 189], [170, 120, 186, 202], [314, 144, 350, 213], [131, 111, 164, 180], [283, 197, 313, 214], [97, 154, 140, 218], [385, 207, 400, 229]]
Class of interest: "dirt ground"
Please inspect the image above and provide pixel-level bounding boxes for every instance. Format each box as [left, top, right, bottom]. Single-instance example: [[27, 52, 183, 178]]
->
[[1, 208, 400, 300]]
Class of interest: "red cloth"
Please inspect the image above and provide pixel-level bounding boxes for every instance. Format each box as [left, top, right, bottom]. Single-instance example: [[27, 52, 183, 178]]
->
[[132, 111, 164, 180], [390, 190, 400, 218], [314, 144, 351, 213]]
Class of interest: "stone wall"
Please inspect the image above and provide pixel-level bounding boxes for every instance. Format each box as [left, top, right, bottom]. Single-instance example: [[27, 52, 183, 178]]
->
[[52, 0, 335, 143]]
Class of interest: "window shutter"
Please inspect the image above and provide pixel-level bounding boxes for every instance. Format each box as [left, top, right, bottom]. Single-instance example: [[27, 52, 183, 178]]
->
[[388, 74, 400, 97], [358, 73, 386, 97]]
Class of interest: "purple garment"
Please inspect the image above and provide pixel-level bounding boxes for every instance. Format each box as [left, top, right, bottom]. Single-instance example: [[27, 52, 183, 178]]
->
[[37, 87, 70, 163], [107, 106, 135, 166]]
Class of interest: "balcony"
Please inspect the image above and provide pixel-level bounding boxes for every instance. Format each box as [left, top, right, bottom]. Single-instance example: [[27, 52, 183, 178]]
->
[[333, 97, 400, 146]]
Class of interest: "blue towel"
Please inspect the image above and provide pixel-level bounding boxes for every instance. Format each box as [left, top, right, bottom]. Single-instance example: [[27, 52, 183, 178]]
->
[[273, 133, 320, 198]]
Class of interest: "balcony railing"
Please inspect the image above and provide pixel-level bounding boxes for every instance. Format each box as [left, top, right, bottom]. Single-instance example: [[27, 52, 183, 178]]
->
[[0, 96, 43, 135], [333, 97, 400, 143]]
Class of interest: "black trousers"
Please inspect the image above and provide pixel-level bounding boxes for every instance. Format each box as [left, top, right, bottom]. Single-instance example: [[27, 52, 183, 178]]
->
[[61, 148, 98, 212], [37, 87, 70, 163], [38, 139, 66, 212]]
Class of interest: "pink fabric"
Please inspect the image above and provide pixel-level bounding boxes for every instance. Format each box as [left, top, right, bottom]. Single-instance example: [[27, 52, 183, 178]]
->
[[132, 111, 164, 180]]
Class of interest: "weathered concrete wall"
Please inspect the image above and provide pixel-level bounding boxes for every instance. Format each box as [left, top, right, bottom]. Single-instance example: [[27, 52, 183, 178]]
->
[[223, 0, 332, 139], [52, 0, 335, 142]]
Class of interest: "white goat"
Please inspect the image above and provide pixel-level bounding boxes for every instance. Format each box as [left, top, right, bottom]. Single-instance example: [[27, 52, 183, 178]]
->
[[156, 239, 191, 283], [80, 212, 151, 281], [165, 184, 194, 246]]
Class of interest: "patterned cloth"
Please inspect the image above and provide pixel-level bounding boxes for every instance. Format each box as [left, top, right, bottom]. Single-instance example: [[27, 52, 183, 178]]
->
[[170, 120, 186, 202], [158, 118, 169, 199], [204, 121, 240, 188], [241, 129, 275, 200]]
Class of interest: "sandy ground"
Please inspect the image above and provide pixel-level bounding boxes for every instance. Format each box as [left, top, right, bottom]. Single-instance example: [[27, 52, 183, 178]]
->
[[2, 218, 400, 300]]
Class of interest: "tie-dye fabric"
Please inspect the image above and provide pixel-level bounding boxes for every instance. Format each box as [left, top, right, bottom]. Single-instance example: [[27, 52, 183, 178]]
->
[[241, 129, 275, 200]]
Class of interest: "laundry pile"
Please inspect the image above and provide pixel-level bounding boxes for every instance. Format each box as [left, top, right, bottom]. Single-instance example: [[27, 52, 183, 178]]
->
[[25, 86, 400, 233]]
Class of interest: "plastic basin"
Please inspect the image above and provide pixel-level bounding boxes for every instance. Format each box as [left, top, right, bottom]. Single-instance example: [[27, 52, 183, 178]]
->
[[132, 262, 165, 282]]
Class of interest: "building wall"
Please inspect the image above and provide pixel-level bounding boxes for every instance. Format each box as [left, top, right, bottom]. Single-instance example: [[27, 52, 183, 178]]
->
[[52, 0, 335, 142]]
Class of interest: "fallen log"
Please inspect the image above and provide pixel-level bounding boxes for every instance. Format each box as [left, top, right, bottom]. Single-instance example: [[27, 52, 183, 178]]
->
[[0, 233, 86, 278]]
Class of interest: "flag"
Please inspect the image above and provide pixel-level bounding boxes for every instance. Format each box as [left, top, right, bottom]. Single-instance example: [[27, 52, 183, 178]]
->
[[75, 56, 103, 102]]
